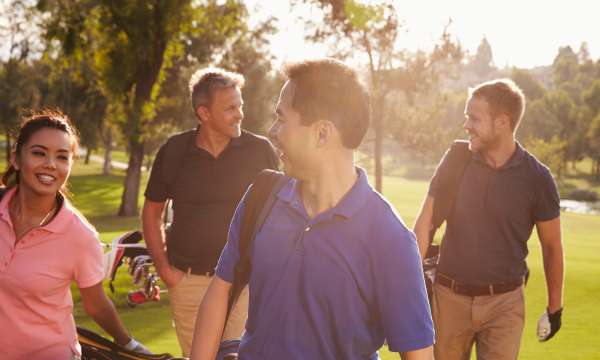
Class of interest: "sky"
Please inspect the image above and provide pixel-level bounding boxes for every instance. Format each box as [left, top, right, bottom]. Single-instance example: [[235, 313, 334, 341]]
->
[[1, 0, 598, 68], [246, 0, 600, 69]]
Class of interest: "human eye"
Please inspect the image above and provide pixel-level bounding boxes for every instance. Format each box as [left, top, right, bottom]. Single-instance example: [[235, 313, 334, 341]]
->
[[32, 150, 45, 157]]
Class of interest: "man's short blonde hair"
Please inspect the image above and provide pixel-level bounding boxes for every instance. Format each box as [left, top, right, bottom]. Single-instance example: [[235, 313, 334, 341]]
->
[[189, 67, 245, 112], [468, 78, 526, 131]]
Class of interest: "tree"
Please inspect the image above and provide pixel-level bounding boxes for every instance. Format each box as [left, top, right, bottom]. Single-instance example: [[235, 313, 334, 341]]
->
[[584, 80, 600, 179], [218, 19, 279, 134], [588, 113, 600, 180], [510, 68, 545, 101], [38, 0, 248, 216], [294, 0, 461, 192], [471, 37, 494, 77], [0, 0, 42, 160]]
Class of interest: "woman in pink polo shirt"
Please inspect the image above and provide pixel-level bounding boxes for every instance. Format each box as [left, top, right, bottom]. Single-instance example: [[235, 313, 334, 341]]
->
[[0, 110, 149, 359]]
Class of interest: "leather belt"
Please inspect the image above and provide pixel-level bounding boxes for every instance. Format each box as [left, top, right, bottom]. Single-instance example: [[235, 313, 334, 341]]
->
[[436, 273, 522, 297], [171, 259, 215, 277]]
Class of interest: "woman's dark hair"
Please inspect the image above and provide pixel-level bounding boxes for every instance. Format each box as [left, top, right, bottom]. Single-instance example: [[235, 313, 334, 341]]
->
[[2, 109, 80, 190]]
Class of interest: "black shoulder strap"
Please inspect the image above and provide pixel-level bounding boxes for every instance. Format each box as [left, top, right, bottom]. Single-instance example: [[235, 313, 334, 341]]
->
[[0, 187, 6, 200], [162, 129, 196, 188], [226, 169, 287, 322], [429, 140, 472, 245]]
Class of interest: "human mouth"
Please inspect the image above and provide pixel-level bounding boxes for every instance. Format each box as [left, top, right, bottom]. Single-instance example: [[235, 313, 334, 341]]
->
[[36, 174, 56, 185]]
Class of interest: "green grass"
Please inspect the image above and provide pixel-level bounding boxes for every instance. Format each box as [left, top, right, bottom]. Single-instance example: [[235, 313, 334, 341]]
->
[[64, 160, 599, 359], [108, 149, 130, 165]]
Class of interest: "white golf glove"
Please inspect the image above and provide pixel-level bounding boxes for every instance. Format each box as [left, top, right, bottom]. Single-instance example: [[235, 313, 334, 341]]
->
[[536, 308, 562, 342], [124, 337, 153, 354]]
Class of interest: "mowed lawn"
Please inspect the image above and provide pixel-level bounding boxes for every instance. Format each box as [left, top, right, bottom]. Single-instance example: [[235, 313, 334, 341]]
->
[[65, 160, 599, 359]]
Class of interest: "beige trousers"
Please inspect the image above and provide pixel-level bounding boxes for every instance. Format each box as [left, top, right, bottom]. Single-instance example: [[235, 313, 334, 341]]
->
[[169, 273, 249, 357], [432, 282, 525, 360]]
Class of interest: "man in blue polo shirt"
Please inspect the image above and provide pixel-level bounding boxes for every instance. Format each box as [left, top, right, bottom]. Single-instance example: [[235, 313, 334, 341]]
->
[[190, 58, 434, 360], [414, 79, 564, 359]]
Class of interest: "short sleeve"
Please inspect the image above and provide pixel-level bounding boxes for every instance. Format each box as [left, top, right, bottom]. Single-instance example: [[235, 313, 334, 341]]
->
[[215, 190, 248, 283], [144, 144, 169, 202], [74, 230, 105, 288], [533, 167, 560, 222], [428, 148, 451, 199], [373, 220, 435, 352]]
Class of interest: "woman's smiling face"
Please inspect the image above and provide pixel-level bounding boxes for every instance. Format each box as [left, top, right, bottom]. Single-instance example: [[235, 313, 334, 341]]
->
[[12, 127, 75, 197]]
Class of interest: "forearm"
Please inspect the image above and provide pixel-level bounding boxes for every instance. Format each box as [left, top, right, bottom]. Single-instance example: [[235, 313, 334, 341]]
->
[[541, 242, 564, 312], [190, 277, 231, 360], [87, 295, 131, 345], [142, 202, 169, 268], [413, 219, 432, 260], [413, 196, 435, 259]]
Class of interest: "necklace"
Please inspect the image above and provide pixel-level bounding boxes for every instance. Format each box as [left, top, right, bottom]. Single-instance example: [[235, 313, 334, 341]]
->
[[10, 197, 58, 236], [38, 203, 57, 227]]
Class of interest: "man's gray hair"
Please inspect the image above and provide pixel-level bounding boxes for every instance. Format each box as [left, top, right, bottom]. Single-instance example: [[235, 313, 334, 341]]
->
[[189, 67, 245, 112]]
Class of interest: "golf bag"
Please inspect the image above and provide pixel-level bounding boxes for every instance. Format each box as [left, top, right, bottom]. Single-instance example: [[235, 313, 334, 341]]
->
[[78, 327, 182, 360], [425, 140, 472, 302], [102, 231, 162, 306]]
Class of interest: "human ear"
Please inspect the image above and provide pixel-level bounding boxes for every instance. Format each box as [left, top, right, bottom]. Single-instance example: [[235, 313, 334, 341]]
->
[[196, 106, 210, 123], [495, 113, 511, 131], [9, 151, 19, 171], [317, 120, 335, 146]]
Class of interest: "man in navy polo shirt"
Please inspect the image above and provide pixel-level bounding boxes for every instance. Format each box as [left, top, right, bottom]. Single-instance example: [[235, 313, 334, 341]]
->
[[190, 58, 434, 360], [414, 79, 564, 359]]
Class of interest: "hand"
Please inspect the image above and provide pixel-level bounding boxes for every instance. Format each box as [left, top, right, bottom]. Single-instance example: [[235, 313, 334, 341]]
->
[[124, 337, 153, 354], [157, 263, 185, 288], [537, 307, 562, 341]]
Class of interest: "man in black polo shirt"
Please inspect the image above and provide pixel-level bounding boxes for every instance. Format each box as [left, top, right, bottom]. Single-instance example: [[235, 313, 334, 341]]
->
[[142, 67, 278, 356], [414, 79, 564, 359]]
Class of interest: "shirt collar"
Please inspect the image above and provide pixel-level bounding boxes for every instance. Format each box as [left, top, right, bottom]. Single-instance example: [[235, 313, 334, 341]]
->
[[472, 141, 525, 169], [276, 167, 372, 220], [189, 126, 246, 152], [0, 186, 70, 234]]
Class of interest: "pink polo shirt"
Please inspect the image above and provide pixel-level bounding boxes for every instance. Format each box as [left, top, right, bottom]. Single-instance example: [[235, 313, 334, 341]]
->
[[0, 187, 105, 360]]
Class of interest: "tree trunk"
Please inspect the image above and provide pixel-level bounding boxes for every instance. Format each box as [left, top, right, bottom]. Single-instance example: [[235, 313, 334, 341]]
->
[[103, 128, 112, 176], [118, 140, 144, 216], [5, 129, 11, 163], [595, 159, 600, 181], [84, 148, 91, 164]]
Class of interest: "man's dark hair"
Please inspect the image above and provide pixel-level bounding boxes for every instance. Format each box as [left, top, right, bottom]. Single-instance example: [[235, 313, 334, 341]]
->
[[283, 58, 370, 149]]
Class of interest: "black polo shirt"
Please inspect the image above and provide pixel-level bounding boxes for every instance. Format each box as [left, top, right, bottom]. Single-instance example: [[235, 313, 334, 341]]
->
[[429, 142, 560, 285], [145, 129, 279, 273]]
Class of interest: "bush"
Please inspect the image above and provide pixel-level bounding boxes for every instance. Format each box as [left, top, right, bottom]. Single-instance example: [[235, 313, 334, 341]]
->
[[569, 188, 599, 201]]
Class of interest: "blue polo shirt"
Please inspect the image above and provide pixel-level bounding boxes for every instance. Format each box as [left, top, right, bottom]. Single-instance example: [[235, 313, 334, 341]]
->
[[216, 168, 434, 360]]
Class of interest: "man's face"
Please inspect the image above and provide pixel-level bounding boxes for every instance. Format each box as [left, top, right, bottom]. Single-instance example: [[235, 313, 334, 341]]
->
[[463, 96, 501, 152], [201, 86, 244, 138], [268, 81, 316, 178]]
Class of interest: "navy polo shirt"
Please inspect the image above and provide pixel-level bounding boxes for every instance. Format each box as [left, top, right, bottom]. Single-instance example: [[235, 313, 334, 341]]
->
[[145, 129, 278, 273], [429, 143, 560, 285], [217, 168, 434, 360]]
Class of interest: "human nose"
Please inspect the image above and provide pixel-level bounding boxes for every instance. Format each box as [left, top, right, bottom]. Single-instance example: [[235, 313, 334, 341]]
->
[[267, 121, 278, 143], [463, 118, 471, 131], [44, 156, 57, 169]]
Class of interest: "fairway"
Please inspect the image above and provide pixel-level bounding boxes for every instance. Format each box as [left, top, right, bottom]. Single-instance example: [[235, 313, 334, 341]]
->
[[69, 161, 599, 359]]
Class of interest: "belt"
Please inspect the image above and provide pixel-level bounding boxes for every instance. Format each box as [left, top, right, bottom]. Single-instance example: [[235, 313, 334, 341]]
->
[[171, 259, 215, 276], [436, 273, 522, 297]]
